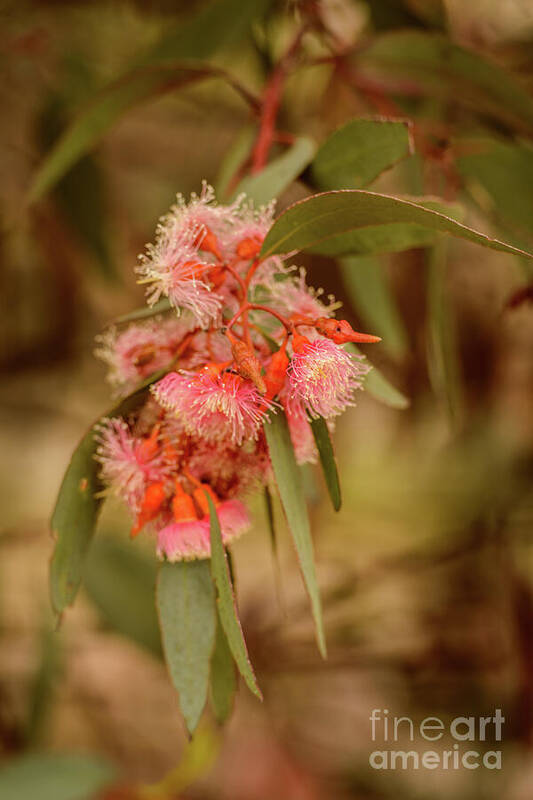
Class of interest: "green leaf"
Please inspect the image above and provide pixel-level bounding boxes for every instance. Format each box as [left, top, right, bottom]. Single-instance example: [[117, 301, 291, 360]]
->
[[144, 0, 271, 65], [0, 754, 115, 800], [260, 190, 533, 260], [207, 494, 262, 699], [28, 64, 255, 203], [215, 124, 257, 200], [340, 255, 408, 360], [84, 535, 161, 658], [232, 136, 317, 205], [309, 416, 341, 512], [49, 429, 104, 618], [347, 343, 409, 409], [263, 411, 326, 657], [49, 376, 158, 617], [361, 31, 533, 134], [23, 625, 62, 746], [114, 297, 172, 324], [426, 240, 464, 426], [157, 561, 216, 735], [311, 118, 413, 190], [210, 616, 237, 723], [456, 137, 533, 242]]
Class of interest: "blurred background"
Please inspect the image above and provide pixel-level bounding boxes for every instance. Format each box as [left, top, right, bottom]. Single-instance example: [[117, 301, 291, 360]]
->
[[1, 0, 533, 798]]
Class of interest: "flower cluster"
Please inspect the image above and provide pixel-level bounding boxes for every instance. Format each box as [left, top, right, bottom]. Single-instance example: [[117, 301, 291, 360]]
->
[[95, 183, 379, 561]]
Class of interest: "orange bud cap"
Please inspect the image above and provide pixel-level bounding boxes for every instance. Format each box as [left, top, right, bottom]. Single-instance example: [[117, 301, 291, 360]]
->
[[315, 317, 381, 345]]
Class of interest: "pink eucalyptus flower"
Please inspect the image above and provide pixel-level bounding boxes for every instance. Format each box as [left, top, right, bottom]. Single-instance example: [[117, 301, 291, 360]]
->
[[152, 369, 272, 445], [288, 337, 370, 419], [269, 268, 339, 330], [156, 499, 250, 561], [95, 316, 196, 393], [282, 393, 318, 465], [95, 418, 169, 512]]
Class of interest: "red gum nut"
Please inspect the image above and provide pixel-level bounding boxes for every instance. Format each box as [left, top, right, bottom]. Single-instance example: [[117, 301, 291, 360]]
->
[[236, 237, 262, 260], [131, 481, 166, 538], [193, 484, 220, 517], [264, 345, 290, 400], [315, 317, 381, 344]]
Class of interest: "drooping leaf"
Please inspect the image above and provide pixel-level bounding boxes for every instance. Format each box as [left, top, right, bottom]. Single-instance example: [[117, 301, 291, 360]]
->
[[456, 137, 533, 242], [84, 535, 161, 657], [0, 754, 115, 800], [340, 255, 408, 360], [144, 0, 272, 65], [260, 190, 533, 260], [210, 616, 237, 724], [361, 31, 533, 134], [426, 240, 464, 426], [49, 375, 160, 616], [309, 416, 342, 512], [311, 118, 413, 190], [207, 494, 262, 699], [28, 64, 256, 203], [263, 411, 326, 657], [114, 297, 172, 324], [23, 625, 62, 746], [157, 561, 216, 735], [215, 124, 257, 199], [49, 429, 104, 617], [232, 136, 317, 205]]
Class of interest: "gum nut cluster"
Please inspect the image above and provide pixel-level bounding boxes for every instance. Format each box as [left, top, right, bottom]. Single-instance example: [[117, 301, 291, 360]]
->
[[94, 183, 380, 561]]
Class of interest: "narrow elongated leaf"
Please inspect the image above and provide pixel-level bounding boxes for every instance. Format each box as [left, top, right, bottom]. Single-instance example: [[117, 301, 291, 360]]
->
[[115, 297, 172, 324], [347, 343, 409, 409], [144, 0, 271, 65], [340, 255, 408, 360], [157, 561, 216, 734], [361, 31, 533, 134], [311, 118, 412, 190], [457, 137, 533, 240], [210, 616, 237, 724], [0, 754, 115, 800], [207, 494, 262, 699], [28, 65, 256, 202], [49, 376, 158, 616], [260, 190, 533, 260], [49, 429, 104, 617], [426, 241, 464, 426], [264, 411, 326, 657], [84, 536, 161, 657], [216, 124, 257, 199], [233, 137, 316, 205], [309, 416, 341, 512]]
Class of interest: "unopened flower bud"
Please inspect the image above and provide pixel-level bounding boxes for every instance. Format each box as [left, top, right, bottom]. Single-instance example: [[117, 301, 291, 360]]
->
[[264, 343, 290, 400], [315, 317, 381, 344], [131, 481, 166, 537], [236, 236, 262, 260]]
